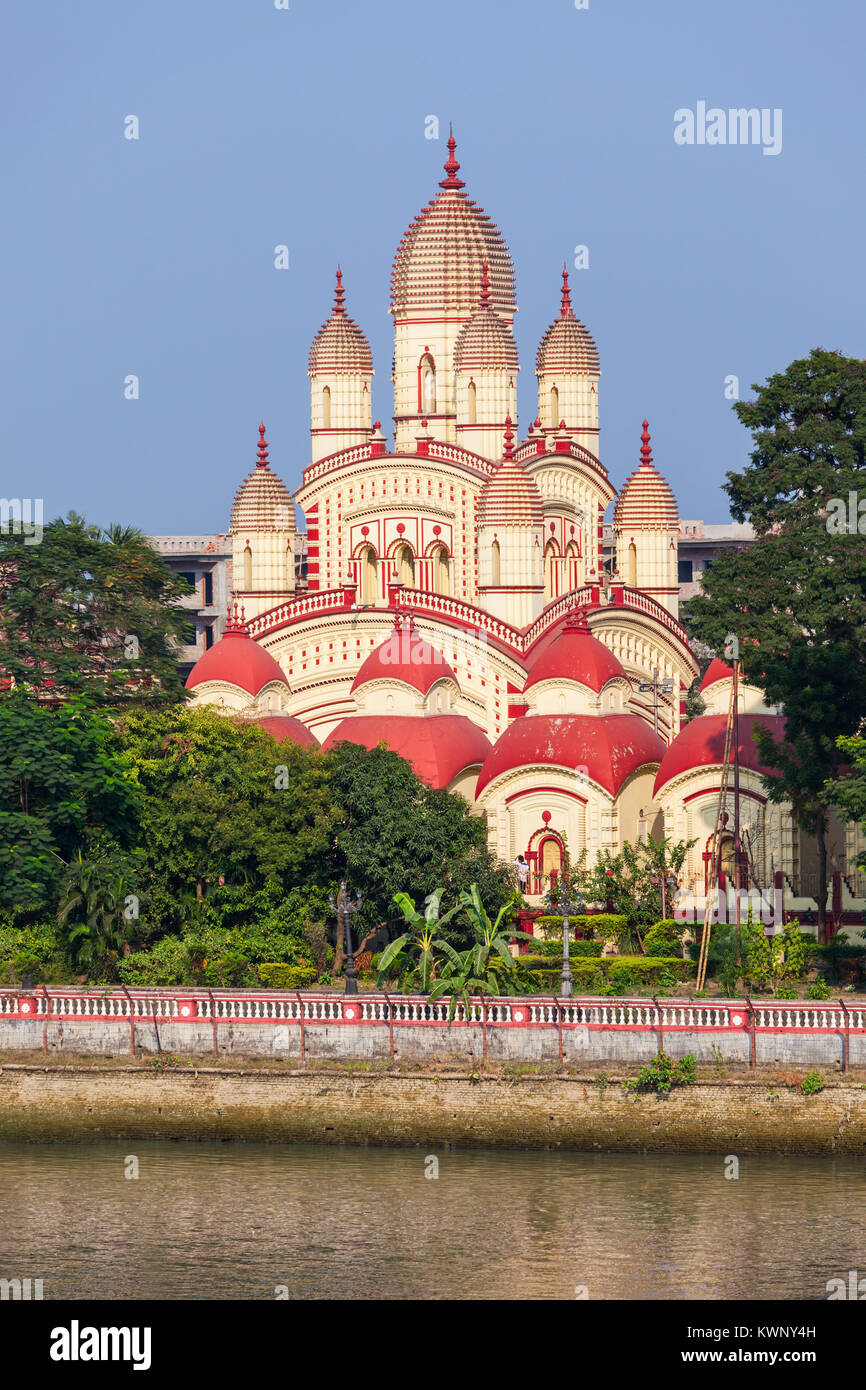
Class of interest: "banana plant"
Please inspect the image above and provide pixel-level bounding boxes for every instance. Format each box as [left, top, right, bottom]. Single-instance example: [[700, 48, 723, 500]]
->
[[375, 887, 462, 992], [457, 883, 535, 986]]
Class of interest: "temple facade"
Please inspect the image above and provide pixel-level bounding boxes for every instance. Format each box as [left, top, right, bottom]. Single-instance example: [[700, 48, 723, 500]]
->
[[184, 133, 865, 916]]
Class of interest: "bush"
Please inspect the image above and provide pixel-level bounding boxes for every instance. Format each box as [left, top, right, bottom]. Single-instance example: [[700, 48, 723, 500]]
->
[[643, 920, 682, 957], [0, 922, 61, 983], [534, 914, 628, 942], [801, 1070, 825, 1095], [118, 936, 190, 986], [624, 1052, 696, 1094], [806, 978, 829, 1000], [524, 955, 694, 993], [526, 937, 603, 959], [808, 943, 865, 985], [257, 963, 317, 989]]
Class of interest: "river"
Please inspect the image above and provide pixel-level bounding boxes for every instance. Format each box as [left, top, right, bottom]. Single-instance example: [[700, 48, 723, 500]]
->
[[0, 1142, 861, 1300]]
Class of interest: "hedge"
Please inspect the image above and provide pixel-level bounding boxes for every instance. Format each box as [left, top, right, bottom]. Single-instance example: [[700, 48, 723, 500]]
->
[[257, 963, 317, 989], [524, 955, 693, 992], [524, 939, 604, 959], [533, 914, 628, 938]]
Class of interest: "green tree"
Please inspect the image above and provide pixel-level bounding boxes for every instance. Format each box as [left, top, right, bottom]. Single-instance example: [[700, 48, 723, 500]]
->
[[0, 514, 191, 707], [829, 734, 866, 869], [325, 741, 515, 942], [0, 693, 139, 915], [575, 837, 696, 940], [685, 350, 866, 938]]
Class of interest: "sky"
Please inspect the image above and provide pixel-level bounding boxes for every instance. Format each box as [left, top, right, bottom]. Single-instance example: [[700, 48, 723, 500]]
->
[[2, 0, 864, 535]]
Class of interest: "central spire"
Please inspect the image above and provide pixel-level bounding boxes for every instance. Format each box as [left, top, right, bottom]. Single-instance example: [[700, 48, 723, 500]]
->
[[333, 265, 345, 315], [439, 125, 466, 190], [479, 260, 491, 309], [560, 264, 573, 318], [640, 419, 653, 467], [256, 422, 269, 469]]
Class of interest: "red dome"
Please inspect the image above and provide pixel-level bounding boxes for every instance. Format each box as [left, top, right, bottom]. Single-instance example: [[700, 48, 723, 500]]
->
[[700, 658, 734, 691], [476, 713, 666, 797], [243, 714, 319, 748], [524, 608, 626, 694], [653, 713, 785, 796], [352, 622, 458, 696], [186, 621, 289, 698], [323, 714, 491, 790]]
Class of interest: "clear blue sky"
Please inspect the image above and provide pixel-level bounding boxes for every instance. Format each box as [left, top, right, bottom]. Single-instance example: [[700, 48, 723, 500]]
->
[[2, 0, 863, 534]]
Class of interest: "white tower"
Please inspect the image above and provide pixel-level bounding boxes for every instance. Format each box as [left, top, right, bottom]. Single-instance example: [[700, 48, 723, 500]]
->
[[454, 262, 519, 458], [613, 420, 680, 617], [308, 268, 374, 465], [477, 418, 545, 628], [229, 423, 296, 622], [535, 266, 600, 454]]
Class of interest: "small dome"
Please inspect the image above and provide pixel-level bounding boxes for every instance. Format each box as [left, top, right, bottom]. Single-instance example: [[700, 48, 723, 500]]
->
[[390, 131, 516, 319], [186, 607, 289, 697], [700, 658, 734, 691], [323, 714, 491, 790], [478, 419, 544, 528], [524, 609, 627, 694], [613, 420, 679, 532], [352, 620, 458, 696], [453, 262, 519, 372], [536, 267, 600, 375], [477, 713, 666, 797], [230, 424, 295, 533], [242, 714, 319, 748], [308, 268, 373, 375], [653, 713, 785, 796]]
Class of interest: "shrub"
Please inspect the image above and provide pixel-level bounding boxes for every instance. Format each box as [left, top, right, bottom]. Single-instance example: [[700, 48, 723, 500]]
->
[[524, 955, 694, 993], [801, 1070, 825, 1095], [118, 936, 189, 986], [533, 914, 628, 942], [608, 962, 638, 994], [643, 920, 682, 957], [527, 937, 603, 959], [806, 978, 829, 1000], [624, 1052, 696, 1094], [257, 963, 317, 990]]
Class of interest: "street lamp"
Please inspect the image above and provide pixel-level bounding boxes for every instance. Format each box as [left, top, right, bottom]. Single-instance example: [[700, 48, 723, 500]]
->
[[638, 668, 676, 735], [558, 875, 584, 999], [329, 881, 363, 996]]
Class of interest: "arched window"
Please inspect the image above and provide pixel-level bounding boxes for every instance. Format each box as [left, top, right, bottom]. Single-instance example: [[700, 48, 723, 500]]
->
[[544, 539, 558, 600], [322, 385, 331, 430], [566, 540, 580, 591], [540, 836, 562, 882], [243, 544, 253, 590], [627, 541, 637, 588], [491, 539, 501, 586], [549, 384, 559, 427], [433, 545, 450, 595], [360, 546, 378, 604], [420, 354, 436, 414], [467, 380, 477, 424], [398, 544, 415, 588]]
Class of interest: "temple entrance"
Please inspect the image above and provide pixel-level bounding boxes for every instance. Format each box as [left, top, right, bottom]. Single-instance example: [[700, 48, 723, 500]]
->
[[540, 836, 562, 881]]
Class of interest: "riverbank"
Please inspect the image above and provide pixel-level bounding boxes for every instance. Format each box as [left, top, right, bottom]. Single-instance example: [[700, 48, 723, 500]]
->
[[1, 1060, 865, 1153]]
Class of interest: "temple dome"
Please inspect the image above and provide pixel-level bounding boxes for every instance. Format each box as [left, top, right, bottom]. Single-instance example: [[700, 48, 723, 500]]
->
[[536, 268, 600, 375], [186, 608, 289, 697], [653, 713, 785, 796], [613, 420, 679, 531], [700, 658, 735, 690], [242, 714, 319, 748], [308, 268, 373, 375], [352, 620, 458, 696], [230, 424, 294, 532], [476, 713, 666, 797], [524, 609, 627, 694], [323, 714, 491, 790], [478, 419, 544, 528], [453, 263, 518, 372], [390, 131, 516, 319]]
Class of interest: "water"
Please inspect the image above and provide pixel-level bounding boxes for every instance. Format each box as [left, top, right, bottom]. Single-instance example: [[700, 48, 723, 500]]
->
[[0, 1141, 862, 1300]]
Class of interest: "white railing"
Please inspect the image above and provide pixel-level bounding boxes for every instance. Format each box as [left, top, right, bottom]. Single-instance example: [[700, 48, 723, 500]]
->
[[2, 989, 863, 1032]]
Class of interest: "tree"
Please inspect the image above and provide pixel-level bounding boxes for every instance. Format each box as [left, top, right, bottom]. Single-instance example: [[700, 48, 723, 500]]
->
[[325, 741, 515, 942], [0, 693, 139, 915], [575, 838, 696, 940], [685, 350, 866, 937], [828, 734, 866, 871], [0, 514, 191, 707]]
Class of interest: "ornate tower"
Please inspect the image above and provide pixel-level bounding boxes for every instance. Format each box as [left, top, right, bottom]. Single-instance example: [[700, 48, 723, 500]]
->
[[535, 266, 600, 453], [613, 420, 680, 617], [390, 130, 517, 456], [477, 418, 545, 627], [229, 423, 296, 622], [454, 262, 519, 458], [308, 268, 374, 464]]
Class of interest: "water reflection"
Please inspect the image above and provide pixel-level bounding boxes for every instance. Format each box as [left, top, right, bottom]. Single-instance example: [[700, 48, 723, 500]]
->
[[0, 1143, 861, 1300]]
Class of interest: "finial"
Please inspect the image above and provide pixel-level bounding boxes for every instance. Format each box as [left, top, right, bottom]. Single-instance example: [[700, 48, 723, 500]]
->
[[256, 423, 269, 469], [565, 606, 590, 634], [503, 416, 515, 461], [334, 266, 345, 315], [640, 419, 653, 467], [439, 125, 465, 190], [560, 264, 572, 317], [480, 261, 491, 310]]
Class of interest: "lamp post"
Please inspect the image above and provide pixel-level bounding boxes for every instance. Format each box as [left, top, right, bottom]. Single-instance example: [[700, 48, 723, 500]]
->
[[558, 875, 584, 999], [638, 668, 676, 736], [329, 881, 363, 996]]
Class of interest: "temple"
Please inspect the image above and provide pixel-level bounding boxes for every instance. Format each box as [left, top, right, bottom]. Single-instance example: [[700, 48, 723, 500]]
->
[[185, 133, 865, 916]]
